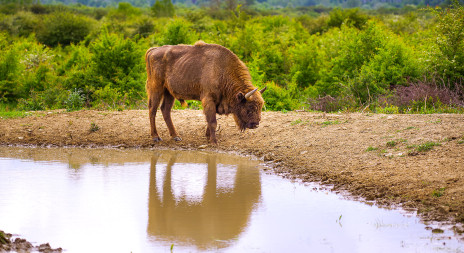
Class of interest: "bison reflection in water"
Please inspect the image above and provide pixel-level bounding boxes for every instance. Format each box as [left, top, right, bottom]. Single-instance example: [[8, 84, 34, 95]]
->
[[145, 41, 266, 144], [147, 152, 261, 250]]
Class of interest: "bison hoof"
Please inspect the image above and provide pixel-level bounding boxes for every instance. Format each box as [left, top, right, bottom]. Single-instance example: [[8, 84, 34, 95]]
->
[[172, 136, 182, 141], [153, 137, 162, 142]]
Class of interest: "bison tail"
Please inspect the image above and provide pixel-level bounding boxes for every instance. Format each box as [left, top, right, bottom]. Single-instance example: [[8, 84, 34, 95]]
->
[[179, 99, 188, 108]]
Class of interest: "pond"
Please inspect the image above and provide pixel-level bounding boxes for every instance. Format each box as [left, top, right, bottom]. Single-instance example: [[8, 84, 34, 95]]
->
[[0, 147, 462, 252]]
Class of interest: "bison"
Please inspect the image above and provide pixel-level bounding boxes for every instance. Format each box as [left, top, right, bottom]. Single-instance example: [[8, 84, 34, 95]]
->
[[145, 41, 266, 144]]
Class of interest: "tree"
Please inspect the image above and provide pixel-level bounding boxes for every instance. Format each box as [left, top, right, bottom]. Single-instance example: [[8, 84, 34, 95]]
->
[[151, 0, 175, 17]]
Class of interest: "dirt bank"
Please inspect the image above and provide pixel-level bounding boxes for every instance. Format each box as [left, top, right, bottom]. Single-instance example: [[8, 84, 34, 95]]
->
[[1, 109, 464, 232]]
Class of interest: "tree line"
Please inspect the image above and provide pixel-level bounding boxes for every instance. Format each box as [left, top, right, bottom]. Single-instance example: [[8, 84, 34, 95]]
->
[[0, 1, 463, 113]]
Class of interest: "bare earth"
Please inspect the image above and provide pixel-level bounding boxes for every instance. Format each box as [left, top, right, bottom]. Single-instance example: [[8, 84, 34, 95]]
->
[[1, 109, 464, 232]]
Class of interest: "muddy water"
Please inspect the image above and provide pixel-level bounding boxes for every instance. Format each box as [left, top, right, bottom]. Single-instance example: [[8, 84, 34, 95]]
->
[[0, 147, 462, 253]]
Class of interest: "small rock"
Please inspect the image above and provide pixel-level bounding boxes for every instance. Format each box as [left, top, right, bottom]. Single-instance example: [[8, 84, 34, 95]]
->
[[18, 137, 24, 140], [198, 145, 208, 149], [300, 151, 308, 155], [438, 205, 450, 213], [432, 228, 444, 234]]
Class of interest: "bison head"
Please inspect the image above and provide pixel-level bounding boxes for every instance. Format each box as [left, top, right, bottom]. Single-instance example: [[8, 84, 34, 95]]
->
[[233, 87, 266, 131]]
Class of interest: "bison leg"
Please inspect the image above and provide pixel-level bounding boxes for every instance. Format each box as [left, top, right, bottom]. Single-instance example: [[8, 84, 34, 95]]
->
[[161, 90, 181, 141], [202, 97, 218, 144], [148, 88, 164, 142]]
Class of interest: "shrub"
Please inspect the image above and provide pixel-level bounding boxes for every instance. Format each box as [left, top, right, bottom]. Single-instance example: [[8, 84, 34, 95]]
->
[[17, 90, 45, 111], [289, 40, 320, 89], [65, 89, 85, 111], [151, 0, 175, 18], [316, 21, 421, 103], [1, 11, 39, 37], [36, 11, 93, 47], [427, 1, 464, 84], [160, 19, 195, 45], [390, 77, 464, 113], [90, 32, 145, 100], [0, 48, 21, 103], [133, 17, 154, 38], [328, 8, 368, 30], [261, 81, 299, 111], [91, 85, 123, 109]]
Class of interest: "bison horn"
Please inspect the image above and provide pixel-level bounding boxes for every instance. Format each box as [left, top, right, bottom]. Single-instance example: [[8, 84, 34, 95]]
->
[[260, 86, 267, 94], [245, 88, 258, 100]]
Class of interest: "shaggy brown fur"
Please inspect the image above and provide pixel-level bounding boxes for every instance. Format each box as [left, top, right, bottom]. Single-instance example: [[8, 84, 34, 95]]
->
[[145, 41, 266, 144]]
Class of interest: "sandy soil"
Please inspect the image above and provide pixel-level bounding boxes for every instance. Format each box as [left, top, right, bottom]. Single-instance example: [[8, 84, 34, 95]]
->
[[1, 109, 464, 232]]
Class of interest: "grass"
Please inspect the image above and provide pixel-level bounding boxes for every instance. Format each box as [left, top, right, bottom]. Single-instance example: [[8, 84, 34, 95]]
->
[[291, 119, 311, 126], [0, 110, 29, 119], [386, 140, 397, 147], [89, 122, 100, 132], [432, 188, 445, 198], [366, 146, 378, 152], [458, 136, 464, 144], [321, 120, 340, 126], [416, 141, 441, 152], [291, 119, 303, 125]]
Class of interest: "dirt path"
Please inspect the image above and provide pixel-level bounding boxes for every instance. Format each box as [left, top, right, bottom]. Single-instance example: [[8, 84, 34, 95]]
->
[[1, 109, 464, 232]]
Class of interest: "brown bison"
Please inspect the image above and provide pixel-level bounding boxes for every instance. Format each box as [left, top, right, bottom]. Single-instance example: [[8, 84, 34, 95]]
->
[[145, 41, 266, 144]]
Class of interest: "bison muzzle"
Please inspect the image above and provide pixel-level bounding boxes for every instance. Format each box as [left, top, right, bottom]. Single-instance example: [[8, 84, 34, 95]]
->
[[145, 41, 266, 144]]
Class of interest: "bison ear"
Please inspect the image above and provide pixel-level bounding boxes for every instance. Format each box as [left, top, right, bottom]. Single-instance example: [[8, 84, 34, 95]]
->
[[236, 92, 246, 102], [260, 86, 267, 94]]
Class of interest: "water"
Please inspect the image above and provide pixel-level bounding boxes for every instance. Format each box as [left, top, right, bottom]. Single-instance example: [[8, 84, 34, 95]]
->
[[0, 147, 462, 253]]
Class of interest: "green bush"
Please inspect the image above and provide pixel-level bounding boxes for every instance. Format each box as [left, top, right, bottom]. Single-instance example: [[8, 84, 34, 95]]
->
[[328, 8, 368, 30], [160, 19, 196, 45], [261, 81, 299, 111], [36, 11, 93, 47], [65, 89, 85, 111], [0, 11, 39, 37], [289, 39, 320, 89], [151, 0, 175, 17], [91, 84, 123, 109], [17, 90, 45, 111], [428, 1, 464, 83], [0, 48, 20, 103]]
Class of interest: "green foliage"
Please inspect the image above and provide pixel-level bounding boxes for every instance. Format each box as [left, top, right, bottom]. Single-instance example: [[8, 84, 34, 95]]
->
[[134, 17, 154, 37], [17, 90, 45, 111], [386, 140, 397, 147], [432, 187, 445, 197], [92, 85, 123, 109], [328, 8, 368, 29], [36, 11, 93, 47], [427, 0, 464, 83], [366, 146, 378, 151], [152, 0, 175, 17], [0, 47, 20, 103], [89, 122, 100, 132], [0, 11, 39, 37], [376, 104, 399, 114], [65, 89, 85, 111], [0, 3, 463, 113], [90, 32, 145, 100], [160, 19, 195, 45], [416, 141, 441, 152], [316, 21, 421, 103], [261, 81, 299, 111]]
